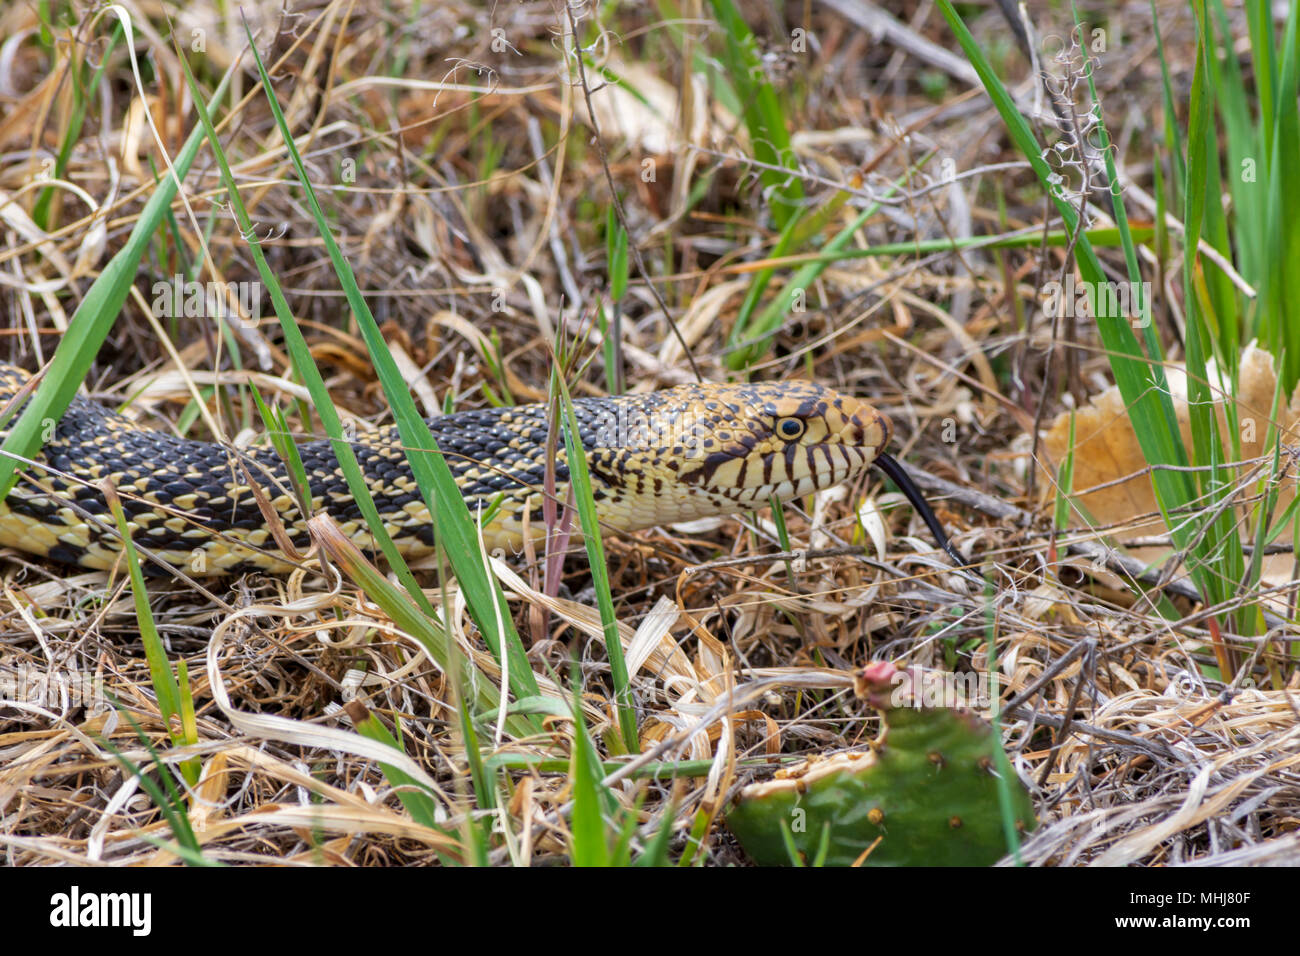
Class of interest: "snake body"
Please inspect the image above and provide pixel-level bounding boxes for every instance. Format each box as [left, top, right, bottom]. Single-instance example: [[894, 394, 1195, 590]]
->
[[0, 366, 890, 575]]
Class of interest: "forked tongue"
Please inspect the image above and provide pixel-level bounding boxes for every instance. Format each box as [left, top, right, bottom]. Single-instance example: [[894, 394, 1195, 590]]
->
[[871, 453, 967, 569]]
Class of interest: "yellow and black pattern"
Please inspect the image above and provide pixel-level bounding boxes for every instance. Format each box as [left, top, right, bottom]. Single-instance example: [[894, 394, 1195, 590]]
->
[[0, 365, 889, 575]]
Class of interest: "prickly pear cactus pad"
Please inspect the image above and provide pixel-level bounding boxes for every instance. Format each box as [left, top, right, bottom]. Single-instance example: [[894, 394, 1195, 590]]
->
[[725, 663, 1037, 866]]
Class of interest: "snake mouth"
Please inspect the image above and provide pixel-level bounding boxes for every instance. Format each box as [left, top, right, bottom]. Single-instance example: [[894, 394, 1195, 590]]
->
[[686, 396, 891, 506]]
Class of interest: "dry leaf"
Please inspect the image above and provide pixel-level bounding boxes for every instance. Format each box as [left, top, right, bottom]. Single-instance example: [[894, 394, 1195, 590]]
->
[[577, 61, 714, 155], [1039, 343, 1300, 583]]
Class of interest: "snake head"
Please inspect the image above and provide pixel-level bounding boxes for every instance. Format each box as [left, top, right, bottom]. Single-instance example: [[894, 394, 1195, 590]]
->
[[665, 381, 890, 512]]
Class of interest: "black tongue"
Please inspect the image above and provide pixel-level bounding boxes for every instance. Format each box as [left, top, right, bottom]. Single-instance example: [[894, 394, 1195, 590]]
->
[[871, 453, 967, 569]]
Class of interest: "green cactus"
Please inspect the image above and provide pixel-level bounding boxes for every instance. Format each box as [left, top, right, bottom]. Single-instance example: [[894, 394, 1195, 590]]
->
[[725, 663, 1036, 866]]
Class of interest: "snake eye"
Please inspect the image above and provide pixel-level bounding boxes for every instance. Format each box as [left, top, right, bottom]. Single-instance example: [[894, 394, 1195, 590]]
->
[[776, 417, 806, 441]]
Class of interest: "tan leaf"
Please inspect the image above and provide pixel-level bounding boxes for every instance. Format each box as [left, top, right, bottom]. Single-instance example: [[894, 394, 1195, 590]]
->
[[1039, 344, 1300, 588], [1042, 344, 1300, 534]]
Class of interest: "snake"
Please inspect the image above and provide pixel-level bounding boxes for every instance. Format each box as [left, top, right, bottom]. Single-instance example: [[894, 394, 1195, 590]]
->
[[0, 364, 959, 575]]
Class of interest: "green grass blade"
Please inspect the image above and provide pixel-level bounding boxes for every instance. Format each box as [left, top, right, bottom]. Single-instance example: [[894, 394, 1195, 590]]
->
[[100, 709, 214, 865], [348, 702, 445, 829], [103, 484, 179, 731], [32, 23, 123, 229], [706, 0, 804, 229], [309, 514, 530, 736], [725, 171, 914, 370], [552, 373, 639, 754], [0, 66, 233, 500], [936, 1, 1211, 601], [237, 21, 542, 711], [568, 679, 613, 866]]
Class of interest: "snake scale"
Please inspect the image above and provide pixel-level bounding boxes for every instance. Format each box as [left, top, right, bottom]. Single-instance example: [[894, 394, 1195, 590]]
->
[[0, 364, 958, 575]]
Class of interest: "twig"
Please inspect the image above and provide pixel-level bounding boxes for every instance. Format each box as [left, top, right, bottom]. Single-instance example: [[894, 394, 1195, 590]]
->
[[562, 3, 703, 382], [894, 458, 1293, 630], [1004, 637, 1095, 712], [1036, 639, 1096, 786]]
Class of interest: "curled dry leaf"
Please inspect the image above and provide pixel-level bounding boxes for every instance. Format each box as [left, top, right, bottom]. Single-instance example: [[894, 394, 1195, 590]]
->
[[575, 60, 717, 156], [1041, 344, 1300, 530], [1039, 343, 1300, 581]]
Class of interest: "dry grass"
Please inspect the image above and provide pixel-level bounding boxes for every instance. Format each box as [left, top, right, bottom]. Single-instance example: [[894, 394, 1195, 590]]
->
[[0, 0, 1296, 867]]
